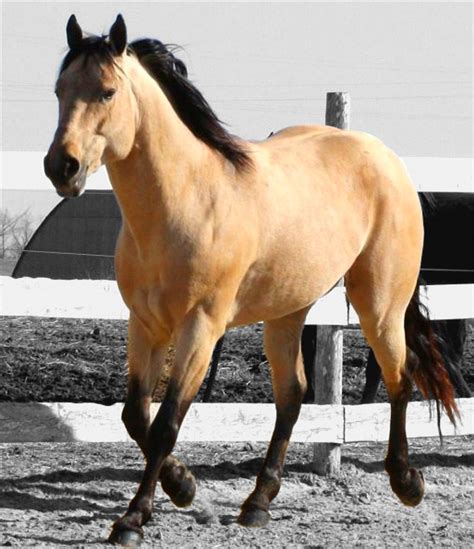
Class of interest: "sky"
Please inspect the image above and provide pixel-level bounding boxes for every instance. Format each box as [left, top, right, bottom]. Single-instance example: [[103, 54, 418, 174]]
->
[[2, 1, 472, 156], [1, 1, 472, 222]]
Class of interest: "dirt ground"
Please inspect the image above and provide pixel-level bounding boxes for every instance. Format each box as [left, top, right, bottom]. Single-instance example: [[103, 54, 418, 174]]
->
[[1, 318, 473, 547], [1, 318, 473, 404], [1, 437, 473, 548]]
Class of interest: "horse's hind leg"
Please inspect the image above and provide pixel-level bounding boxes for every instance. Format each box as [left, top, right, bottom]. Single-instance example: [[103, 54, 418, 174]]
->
[[122, 314, 196, 509], [238, 307, 308, 527], [346, 276, 425, 507]]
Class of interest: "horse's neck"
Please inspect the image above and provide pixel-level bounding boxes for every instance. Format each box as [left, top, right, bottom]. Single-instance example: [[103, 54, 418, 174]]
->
[[106, 75, 215, 250]]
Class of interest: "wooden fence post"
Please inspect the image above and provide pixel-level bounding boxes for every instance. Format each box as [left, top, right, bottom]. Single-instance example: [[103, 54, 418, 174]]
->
[[312, 92, 350, 476]]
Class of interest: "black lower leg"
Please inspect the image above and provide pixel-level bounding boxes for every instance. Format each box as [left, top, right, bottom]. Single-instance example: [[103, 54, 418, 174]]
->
[[301, 326, 316, 402], [122, 393, 150, 457], [111, 318, 222, 544], [385, 376, 425, 507], [122, 389, 195, 509], [202, 335, 225, 402], [361, 349, 382, 404], [238, 404, 300, 527], [110, 394, 187, 543]]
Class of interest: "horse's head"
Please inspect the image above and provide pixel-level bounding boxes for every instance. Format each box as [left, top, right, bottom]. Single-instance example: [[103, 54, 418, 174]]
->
[[44, 15, 137, 197]]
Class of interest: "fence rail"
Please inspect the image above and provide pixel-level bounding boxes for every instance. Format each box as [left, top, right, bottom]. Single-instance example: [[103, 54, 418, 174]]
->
[[1, 399, 472, 444], [1, 276, 473, 324], [1, 276, 472, 447]]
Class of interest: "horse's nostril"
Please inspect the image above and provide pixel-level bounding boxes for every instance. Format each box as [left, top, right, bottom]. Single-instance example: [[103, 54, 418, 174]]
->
[[64, 155, 80, 178]]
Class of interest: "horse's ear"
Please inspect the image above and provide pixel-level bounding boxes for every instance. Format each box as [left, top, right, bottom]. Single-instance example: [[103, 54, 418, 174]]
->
[[66, 14, 83, 51], [109, 14, 127, 55]]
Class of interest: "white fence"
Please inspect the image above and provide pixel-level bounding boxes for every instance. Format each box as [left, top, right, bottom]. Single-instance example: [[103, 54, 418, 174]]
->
[[1, 276, 473, 324], [1, 400, 473, 444], [0, 275, 472, 444]]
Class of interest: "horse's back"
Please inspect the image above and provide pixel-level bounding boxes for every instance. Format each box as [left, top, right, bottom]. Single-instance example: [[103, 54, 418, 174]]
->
[[261, 124, 339, 144], [231, 126, 423, 325], [258, 125, 416, 196], [253, 125, 420, 229]]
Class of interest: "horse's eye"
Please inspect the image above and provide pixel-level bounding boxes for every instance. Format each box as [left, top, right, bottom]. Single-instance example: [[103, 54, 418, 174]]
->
[[101, 89, 116, 102]]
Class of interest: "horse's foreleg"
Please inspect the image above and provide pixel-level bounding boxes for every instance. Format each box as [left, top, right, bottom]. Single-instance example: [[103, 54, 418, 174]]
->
[[239, 308, 308, 527], [122, 314, 164, 455], [110, 308, 224, 545], [121, 315, 196, 512]]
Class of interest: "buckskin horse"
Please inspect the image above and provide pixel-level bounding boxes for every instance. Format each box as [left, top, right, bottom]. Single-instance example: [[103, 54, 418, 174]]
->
[[44, 15, 459, 546]]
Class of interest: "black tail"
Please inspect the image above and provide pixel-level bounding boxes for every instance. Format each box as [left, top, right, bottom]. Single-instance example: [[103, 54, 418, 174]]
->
[[404, 285, 459, 426]]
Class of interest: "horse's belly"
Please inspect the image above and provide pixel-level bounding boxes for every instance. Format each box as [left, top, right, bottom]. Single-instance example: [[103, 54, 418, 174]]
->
[[228, 242, 358, 326]]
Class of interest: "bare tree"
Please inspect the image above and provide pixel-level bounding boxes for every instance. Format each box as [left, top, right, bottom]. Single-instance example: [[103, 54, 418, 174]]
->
[[0, 208, 34, 259], [9, 210, 34, 259], [0, 209, 23, 258]]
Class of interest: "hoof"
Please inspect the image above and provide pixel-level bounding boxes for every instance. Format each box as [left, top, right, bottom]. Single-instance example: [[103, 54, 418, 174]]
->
[[237, 507, 270, 528], [108, 526, 143, 547], [391, 467, 425, 507], [161, 469, 196, 508]]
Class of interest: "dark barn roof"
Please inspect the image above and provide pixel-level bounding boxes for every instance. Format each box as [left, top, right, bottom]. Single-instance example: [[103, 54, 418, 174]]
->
[[12, 191, 473, 284], [13, 190, 121, 280]]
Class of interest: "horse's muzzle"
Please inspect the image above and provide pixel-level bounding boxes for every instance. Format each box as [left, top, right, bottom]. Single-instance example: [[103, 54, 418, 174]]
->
[[43, 152, 86, 198]]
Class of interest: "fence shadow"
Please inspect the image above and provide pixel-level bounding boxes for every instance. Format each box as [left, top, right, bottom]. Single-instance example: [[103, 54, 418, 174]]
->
[[0, 402, 75, 442], [342, 451, 474, 473]]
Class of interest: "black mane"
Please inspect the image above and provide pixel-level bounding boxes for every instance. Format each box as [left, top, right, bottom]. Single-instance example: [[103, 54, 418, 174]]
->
[[59, 35, 252, 171]]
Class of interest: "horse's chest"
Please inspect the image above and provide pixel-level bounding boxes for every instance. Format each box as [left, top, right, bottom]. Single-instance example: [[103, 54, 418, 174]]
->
[[117, 259, 213, 334]]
